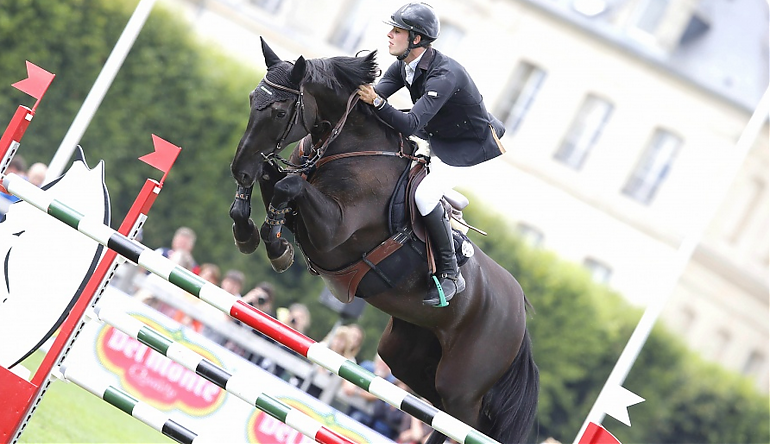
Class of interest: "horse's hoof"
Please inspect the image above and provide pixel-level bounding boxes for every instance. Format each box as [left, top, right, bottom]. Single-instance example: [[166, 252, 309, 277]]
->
[[232, 222, 260, 254], [270, 242, 294, 273]]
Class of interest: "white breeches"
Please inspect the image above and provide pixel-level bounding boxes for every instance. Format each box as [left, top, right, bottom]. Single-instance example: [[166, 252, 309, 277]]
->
[[415, 155, 473, 216]]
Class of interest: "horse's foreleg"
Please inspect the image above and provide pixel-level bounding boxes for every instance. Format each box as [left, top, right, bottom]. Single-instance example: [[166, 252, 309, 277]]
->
[[259, 214, 295, 273], [229, 185, 260, 254], [267, 174, 352, 252]]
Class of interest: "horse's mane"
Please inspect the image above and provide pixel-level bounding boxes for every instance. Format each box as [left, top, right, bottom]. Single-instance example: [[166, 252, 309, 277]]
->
[[303, 51, 379, 97]]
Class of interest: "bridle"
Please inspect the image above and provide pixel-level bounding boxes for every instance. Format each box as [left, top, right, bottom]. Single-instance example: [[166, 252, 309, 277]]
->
[[261, 77, 309, 163], [259, 77, 427, 176], [261, 77, 362, 175]]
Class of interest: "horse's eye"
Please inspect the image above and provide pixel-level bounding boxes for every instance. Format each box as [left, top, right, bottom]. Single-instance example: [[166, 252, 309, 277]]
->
[[276, 111, 287, 118]]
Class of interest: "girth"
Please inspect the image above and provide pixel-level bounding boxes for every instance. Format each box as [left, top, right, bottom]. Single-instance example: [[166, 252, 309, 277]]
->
[[305, 229, 412, 304]]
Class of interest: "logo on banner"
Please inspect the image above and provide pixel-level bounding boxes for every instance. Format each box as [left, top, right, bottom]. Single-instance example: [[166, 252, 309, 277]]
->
[[95, 316, 226, 416], [247, 398, 368, 444]]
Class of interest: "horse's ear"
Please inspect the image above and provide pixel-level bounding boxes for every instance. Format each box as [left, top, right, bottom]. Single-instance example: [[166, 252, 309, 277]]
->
[[261, 36, 282, 68], [291, 56, 307, 85]]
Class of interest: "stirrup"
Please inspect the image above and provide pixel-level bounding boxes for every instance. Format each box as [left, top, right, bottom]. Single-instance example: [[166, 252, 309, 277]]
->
[[423, 273, 464, 307]]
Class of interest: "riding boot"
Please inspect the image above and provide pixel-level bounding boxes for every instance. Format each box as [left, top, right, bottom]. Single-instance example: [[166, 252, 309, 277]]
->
[[423, 204, 465, 306]]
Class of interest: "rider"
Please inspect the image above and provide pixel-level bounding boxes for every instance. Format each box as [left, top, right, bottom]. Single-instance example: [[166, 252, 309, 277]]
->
[[358, 2, 506, 307]]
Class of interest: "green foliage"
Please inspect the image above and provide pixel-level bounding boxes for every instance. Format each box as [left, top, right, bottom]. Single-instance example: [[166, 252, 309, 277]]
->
[[1, 2, 767, 443], [0, 0, 385, 357]]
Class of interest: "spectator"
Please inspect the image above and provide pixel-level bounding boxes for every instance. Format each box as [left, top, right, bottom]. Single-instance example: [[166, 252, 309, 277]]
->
[[175, 263, 221, 332], [198, 263, 221, 285], [396, 381, 432, 444], [345, 324, 365, 361], [242, 282, 277, 318], [341, 354, 396, 431], [277, 302, 311, 335], [306, 324, 366, 398], [222, 282, 279, 370], [221, 269, 245, 297], [273, 303, 312, 385], [369, 379, 408, 440], [1, 155, 27, 215], [322, 324, 364, 363], [26, 162, 48, 187], [397, 414, 431, 444], [134, 249, 195, 318], [158, 227, 199, 274], [223, 281, 276, 354]]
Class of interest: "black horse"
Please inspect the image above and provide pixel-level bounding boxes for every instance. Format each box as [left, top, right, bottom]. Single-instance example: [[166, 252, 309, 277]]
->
[[229, 38, 538, 444]]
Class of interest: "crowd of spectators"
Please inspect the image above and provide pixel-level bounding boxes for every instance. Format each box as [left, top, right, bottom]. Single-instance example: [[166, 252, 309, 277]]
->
[[118, 225, 431, 443], [1, 155, 48, 216]]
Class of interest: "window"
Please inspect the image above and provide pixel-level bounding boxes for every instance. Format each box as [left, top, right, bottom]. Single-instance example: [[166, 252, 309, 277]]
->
[[678, 306, 696, 334], [582, 257, 612, 284], [497, 62, 547, 135], [704, 329, 731, 361], [622, 128, 682, 204], [431, 22, 465, 54], [742, 350, 766, 377], [629, 0, 669, 36], [515, 223, 544, 248], [554, 95, 613, 170], [329, 0, 374, 53], [249, 0, 283, 15]]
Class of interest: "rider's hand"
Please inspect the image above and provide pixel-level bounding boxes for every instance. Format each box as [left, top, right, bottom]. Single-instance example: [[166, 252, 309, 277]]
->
[[357, 84, 377, 105]]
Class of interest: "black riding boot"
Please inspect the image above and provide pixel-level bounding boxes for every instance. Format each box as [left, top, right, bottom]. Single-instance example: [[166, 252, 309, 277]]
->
[[423, 204, 465, 306]]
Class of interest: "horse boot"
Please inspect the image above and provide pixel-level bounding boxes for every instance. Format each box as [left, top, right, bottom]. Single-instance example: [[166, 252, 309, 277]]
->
[[423, 203, 466, 307]]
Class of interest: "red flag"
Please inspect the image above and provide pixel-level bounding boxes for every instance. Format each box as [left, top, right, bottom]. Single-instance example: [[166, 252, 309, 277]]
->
[[12, 61, 55, 101], [139, 134, 181, 184], [578, 423, 622, 444]]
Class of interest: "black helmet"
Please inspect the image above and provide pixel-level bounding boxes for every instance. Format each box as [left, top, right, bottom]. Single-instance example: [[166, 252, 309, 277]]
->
[[385, 3, 440, 42]]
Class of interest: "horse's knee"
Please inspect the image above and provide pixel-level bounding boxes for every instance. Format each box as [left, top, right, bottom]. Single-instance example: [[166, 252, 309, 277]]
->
[[273, 174, 305, 202]]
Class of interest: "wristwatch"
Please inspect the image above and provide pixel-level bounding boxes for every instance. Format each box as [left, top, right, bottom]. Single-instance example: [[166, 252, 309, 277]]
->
[[373, 96, 384, 109]]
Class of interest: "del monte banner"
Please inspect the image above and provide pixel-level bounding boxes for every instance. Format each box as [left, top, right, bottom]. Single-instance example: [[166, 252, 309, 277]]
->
[[62, 287, 392, 444]]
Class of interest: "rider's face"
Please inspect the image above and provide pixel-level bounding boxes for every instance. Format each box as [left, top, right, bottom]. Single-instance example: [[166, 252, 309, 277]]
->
[[387, 27, 409, 57]]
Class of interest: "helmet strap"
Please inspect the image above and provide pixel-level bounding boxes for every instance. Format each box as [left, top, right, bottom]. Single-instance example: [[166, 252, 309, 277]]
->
[[397, 30, 423, 61], [397, 47, 411, 61]]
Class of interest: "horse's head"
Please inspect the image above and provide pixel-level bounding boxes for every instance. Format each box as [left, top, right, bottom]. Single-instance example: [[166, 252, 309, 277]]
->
[[231, 38, 379, 187], [231, 38, 314, 187]]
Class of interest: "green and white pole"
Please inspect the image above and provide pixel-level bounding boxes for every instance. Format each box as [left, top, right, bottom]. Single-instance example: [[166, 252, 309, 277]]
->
[[93, 305, 356, 444], [57, 364, 208, 444], [2, 173, 500, 444]]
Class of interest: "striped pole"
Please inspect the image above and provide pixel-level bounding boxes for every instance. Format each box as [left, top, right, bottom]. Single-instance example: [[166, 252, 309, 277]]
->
[[1, 173, 500, 444], [58, 364, 208, 444], [0, 106, 34, 178], [94, 305, 356, 444]]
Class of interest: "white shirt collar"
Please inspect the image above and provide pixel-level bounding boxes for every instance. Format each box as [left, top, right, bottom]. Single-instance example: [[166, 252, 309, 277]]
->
[[405, 51, 425, 85]]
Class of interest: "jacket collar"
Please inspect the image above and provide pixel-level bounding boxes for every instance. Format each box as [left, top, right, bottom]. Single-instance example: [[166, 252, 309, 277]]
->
[[407, 46, 435, 85]]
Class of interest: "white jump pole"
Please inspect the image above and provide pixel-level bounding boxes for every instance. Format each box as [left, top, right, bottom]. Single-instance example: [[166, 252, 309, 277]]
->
[[574, 87, 769, 443], [45, 0, 157, 183]]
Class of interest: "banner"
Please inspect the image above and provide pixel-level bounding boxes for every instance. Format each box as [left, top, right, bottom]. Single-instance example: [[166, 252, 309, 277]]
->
[[64, 287, 392, 444]]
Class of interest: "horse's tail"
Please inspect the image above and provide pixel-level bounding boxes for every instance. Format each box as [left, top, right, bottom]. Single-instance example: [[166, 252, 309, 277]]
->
[[481, 328, 539, 443]]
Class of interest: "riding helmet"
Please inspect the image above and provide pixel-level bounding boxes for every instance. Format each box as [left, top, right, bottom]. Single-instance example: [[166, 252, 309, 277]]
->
[[385, 3, 441, 42]]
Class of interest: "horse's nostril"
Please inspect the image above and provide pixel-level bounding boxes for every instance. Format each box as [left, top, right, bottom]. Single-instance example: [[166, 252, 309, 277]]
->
[[239, 172, 252, 186]]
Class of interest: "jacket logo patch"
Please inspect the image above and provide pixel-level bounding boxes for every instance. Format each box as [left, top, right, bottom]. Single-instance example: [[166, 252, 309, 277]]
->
[[427, 91, 438, 97]]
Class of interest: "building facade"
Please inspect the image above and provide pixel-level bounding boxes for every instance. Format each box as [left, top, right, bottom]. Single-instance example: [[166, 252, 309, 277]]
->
[[166, 0, 769, 391]]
